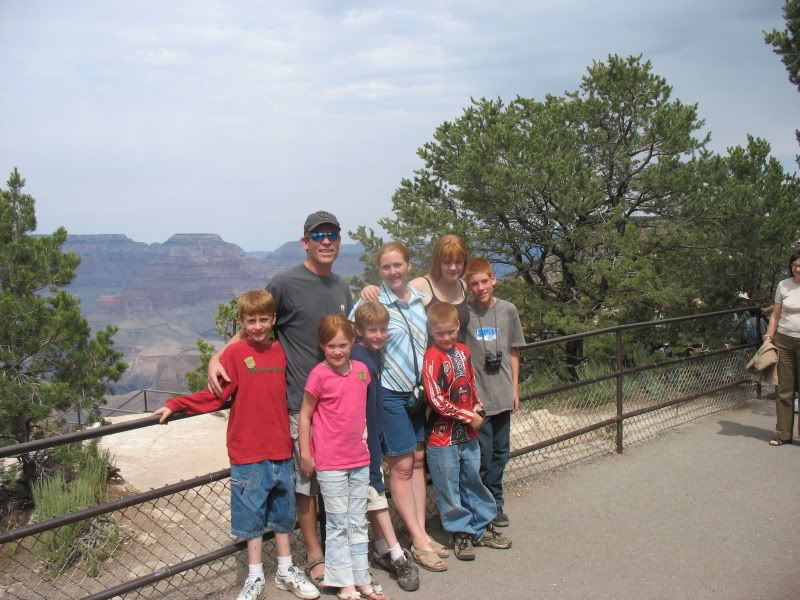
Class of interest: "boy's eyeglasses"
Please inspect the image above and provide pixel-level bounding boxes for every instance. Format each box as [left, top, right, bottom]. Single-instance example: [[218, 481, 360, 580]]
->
[[306, 231, 340, 243]]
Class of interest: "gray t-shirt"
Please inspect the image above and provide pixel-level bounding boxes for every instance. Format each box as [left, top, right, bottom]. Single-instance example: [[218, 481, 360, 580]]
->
[[267, 263, 353, 413], [465, 299, 526, 415]]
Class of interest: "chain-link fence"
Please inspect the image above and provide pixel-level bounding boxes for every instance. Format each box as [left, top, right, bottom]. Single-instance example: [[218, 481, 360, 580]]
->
[[1, 308, 760, 600], [506, 346, 754, 485], [1, 472, 242, 600]]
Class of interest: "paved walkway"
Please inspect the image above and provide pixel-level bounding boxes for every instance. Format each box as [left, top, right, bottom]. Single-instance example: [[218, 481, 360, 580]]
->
[[372, 397, 798, 600]]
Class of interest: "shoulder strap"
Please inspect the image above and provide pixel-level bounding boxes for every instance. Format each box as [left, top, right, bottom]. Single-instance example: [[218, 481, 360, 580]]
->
[[423, 276, 436, 296], [395, 304, 420, 381]]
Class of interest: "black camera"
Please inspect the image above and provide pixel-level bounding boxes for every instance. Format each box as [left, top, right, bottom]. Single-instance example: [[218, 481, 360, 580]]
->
[[484, 351, 503, 373]]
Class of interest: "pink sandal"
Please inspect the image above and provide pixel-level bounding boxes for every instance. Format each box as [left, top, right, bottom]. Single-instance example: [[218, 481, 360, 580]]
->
[[358, 583, 390, 600]]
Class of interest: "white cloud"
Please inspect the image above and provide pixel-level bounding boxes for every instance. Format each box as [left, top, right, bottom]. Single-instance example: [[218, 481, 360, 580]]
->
[[0, 0, 796, 251]]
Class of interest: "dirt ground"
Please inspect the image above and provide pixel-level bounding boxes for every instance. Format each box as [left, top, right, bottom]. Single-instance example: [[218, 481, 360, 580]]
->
[[99, 412, 230, 491]]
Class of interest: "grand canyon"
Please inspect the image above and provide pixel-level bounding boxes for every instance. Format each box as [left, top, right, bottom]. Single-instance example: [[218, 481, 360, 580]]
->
[[62, 234, 364, 396]]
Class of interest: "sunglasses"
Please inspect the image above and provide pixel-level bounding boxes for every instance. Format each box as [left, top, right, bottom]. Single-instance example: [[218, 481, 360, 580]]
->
[[306, 231, 340, 242]]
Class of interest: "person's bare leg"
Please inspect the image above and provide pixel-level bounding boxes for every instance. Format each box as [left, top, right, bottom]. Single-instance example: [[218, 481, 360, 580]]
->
[[297, 493, 325, 581], [387, 453, 432, 551], [411, 443, 431, 538], [246, 536, 263, 566], [274, 532, 291, 559], [369, 508, 399, 549]]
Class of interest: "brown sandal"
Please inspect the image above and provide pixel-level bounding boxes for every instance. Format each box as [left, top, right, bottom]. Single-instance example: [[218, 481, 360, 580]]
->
[[303, 557, 326, 590], [411, 546, 448, 572], [428, 537, 450, 558]]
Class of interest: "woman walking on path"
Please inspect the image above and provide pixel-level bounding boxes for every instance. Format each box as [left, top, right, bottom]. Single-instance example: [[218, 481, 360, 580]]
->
[[765, 250, 800, 446]]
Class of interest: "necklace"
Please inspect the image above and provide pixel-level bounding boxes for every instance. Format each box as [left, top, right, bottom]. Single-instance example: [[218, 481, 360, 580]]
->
[[327, 360, 351, 376]]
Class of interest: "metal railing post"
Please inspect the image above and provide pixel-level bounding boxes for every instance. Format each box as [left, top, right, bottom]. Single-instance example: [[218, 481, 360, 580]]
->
[[616, 329, 624, 454], [144, 389, 148, 413]]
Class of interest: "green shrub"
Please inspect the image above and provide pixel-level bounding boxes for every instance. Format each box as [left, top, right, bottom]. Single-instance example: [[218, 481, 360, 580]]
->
[[33, 473, 94, 570], [31, 443, 119, 575], [79, 518, 124, 577]]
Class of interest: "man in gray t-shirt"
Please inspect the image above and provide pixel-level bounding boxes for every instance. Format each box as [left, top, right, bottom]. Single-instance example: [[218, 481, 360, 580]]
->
[[209, 210, 351, 590], [464, 258, 526, 528], [267, 262, 353, 413]]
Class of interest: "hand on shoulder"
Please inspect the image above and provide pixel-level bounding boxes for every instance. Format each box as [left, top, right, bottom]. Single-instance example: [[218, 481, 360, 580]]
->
[[360, 284, 380, 302], [408, 276, 432, 303]]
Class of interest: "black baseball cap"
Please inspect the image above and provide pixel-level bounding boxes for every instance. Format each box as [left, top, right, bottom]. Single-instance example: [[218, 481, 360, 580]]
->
[[303, 210, 341, 233]]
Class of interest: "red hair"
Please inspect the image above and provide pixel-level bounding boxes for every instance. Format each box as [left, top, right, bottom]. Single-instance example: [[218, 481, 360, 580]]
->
[[428, 234, 468, 281], [376, 241, 411, 266], [318, 313, 355, 346], [426, 302, 459, 329], [464, 257, 494, 279]]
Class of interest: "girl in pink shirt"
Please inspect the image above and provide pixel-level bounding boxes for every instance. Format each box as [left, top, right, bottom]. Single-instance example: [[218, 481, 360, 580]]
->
[[299, 314, 387, 600]]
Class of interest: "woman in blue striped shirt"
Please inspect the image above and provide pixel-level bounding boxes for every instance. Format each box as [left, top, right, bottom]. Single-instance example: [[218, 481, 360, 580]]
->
[[351, 242, 449, 573]]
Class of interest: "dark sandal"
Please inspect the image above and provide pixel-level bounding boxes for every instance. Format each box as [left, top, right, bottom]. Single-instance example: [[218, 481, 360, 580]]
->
[[304, 558, 328, 591], [769, 438, 792, 446]]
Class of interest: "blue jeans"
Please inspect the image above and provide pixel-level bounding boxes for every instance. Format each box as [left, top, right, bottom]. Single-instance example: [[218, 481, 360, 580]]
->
[[230, 459, 295, 539], [426, 439, 497, 539], [478, 410, 511, 513], [316, 466, 370, 588]]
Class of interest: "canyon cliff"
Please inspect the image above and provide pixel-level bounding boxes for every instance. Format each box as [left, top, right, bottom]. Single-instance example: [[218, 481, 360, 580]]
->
[[63, 234, 364, 395]]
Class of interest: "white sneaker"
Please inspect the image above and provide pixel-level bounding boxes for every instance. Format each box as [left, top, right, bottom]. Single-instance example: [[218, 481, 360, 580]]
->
[[236, 575, 265, 600], [274, 565, 320, 599]]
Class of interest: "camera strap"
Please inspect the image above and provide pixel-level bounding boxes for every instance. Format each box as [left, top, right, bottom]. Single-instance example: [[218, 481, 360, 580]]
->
[[475, 301, 500, 356]]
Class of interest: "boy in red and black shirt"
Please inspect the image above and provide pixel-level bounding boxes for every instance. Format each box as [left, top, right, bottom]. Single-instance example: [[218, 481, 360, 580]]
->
[[422, 302, 512, 561]]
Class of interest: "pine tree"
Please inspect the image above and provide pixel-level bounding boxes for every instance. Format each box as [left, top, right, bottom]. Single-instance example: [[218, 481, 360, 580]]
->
[[0, 169, 127, 489]]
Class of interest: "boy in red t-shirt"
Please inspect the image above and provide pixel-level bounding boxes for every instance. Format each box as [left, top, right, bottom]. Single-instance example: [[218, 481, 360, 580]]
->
[[422, 302, 512, 561], [154, 290, 319, 600]]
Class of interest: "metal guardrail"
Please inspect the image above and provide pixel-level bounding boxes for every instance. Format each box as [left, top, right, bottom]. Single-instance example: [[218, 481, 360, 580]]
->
[[107, 389, 187, 414], [0, 307, 760, 600], [62, 389, 187, 429]]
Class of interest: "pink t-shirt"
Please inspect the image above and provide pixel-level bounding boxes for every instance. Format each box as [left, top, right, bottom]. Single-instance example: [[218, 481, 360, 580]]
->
[[305, 359, 371, 471]]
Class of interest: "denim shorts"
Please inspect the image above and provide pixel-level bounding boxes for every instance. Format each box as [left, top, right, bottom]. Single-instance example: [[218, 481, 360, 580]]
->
[[230, 459, 296, 539], [381, 387, 426, 457]]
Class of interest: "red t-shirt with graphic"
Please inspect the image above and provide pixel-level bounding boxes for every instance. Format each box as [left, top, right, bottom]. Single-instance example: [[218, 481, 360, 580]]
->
[[166, 339, 292, 465]]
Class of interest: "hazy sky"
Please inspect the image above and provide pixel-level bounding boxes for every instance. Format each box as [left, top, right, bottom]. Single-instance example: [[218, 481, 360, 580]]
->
[[1, 0, 797, 251]]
